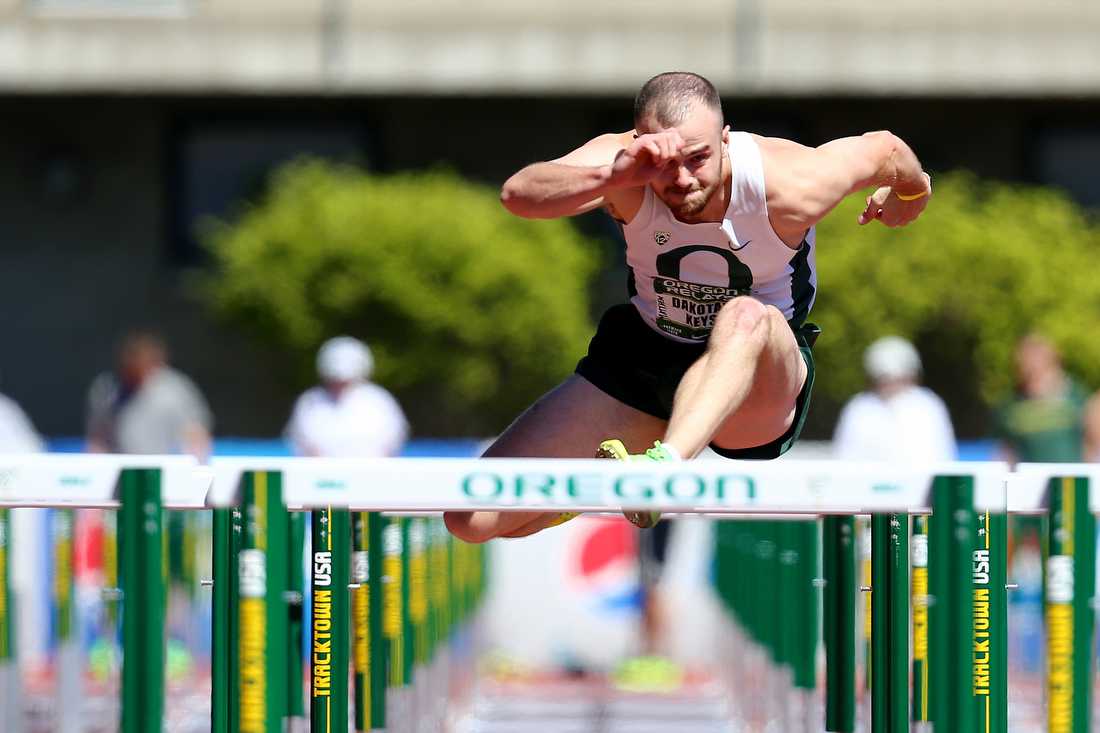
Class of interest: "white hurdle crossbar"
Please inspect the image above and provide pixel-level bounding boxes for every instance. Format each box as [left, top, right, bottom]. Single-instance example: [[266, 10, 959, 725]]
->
[[0, 455, 1025, 514], [210, 457, 1011, 514]]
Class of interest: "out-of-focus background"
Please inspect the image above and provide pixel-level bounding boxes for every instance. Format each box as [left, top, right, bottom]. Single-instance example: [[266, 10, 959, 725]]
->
[[2, 0, 1100, 443], [3, 1, 1100, 731]]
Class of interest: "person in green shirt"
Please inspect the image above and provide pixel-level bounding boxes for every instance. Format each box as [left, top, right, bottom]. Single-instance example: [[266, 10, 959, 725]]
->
[[992, 333, 1089, 677], [993, 333, 1089, 464]]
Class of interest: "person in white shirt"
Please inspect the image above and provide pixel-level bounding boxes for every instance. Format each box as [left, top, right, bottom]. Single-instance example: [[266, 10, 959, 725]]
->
[[833, 336, 956, 462], [0, 389, 43, 454], [0, 384, 48, 692], [285, 336, 410, 457]]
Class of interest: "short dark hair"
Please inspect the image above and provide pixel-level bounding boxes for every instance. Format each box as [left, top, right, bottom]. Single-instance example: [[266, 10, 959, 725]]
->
[[633, 72, 723, 128]]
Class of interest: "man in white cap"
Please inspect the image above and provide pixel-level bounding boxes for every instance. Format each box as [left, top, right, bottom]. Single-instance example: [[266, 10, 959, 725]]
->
[[832, 336, 956, 462], [285, 336, 409, 457]]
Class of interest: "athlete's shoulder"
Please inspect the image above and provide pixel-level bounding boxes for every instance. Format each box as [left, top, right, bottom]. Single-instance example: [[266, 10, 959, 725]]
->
[[749, 134, 813, 161]]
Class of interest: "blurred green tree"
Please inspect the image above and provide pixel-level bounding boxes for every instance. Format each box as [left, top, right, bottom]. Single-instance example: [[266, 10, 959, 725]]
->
[[200, 159, 600, 436], [811, 171, 1100, 437]]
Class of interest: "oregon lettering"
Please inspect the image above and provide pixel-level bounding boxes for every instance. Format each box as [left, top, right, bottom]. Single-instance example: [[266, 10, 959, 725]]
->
[[652, 245, 754, 341], [460, 471, 755, 505]]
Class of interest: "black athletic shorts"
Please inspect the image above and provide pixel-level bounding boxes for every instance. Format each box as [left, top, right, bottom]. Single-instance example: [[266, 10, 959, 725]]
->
[[574, 303, 818, 460]]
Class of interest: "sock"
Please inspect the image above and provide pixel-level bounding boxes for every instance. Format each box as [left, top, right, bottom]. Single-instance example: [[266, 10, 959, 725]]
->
[[658, 442, 684, 461]]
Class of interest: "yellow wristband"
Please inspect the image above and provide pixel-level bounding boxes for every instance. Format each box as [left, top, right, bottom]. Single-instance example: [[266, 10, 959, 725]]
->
[[895, 173, 931, 201], [895, 189, 929, 202]]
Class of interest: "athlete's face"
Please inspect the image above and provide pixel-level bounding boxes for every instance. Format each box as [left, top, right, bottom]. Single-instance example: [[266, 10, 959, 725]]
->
[[637, 105, 729, 222]]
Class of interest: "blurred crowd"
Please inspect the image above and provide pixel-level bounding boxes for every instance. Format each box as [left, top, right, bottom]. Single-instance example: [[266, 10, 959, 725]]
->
[[831, 331, 1100, 467], [5, 328, 1100, 470], [0, 331, 410, 677], [0, 330, 409, 460]]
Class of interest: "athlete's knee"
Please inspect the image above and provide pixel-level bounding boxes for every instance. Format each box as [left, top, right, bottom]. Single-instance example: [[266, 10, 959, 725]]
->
[[443, 511, 496, 544], [714, 297, 772, 343]]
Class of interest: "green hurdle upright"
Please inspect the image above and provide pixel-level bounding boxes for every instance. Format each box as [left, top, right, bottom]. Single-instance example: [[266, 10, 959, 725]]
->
[[288, 512, 306, 727], [870, 513, 909, 733], [929, 475, 977, 733], [824, 515, 857, 733], [119, 468, 166, 733], [974, 508, 1007, 733], [353, 512, 386, 732], [791, 521, 821, 729], [911, 515, 930, 729], [311, 507, 349, 733], [212, 506, 238, 733], [1044, 476, 1096, 733], [235, 471, 289, 733]]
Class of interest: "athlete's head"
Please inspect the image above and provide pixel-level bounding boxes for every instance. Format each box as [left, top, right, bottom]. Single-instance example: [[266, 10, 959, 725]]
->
[[634, 72, 729, 221]]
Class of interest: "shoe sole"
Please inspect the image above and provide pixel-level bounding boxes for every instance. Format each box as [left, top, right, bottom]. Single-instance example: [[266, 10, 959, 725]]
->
[[595, 441, 660, 529]]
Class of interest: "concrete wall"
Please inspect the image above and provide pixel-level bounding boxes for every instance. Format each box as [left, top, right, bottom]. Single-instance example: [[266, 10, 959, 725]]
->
[[1, 0, 1098, 94], [0, 98, 295, 437]]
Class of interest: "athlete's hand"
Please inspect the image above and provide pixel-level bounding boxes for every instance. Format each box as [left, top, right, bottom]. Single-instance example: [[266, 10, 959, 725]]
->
[[858, 174, 931, 227], [607, 131, 686, 188]]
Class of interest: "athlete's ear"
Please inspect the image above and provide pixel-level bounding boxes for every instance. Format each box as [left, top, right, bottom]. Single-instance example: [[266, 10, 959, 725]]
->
[[721, 125, 730, 144]]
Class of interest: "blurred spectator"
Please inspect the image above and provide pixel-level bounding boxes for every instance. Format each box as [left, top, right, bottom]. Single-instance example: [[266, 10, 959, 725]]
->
[[833, 336, 956, 462], [285, 336, 409, 457], [85, 332, 214, 674], [0, 381, 44, 453], [991, 333, 1083, 678], [85, 331, 213, 459], [0, 379, 49, 672], [992, 333, 1088, 465]]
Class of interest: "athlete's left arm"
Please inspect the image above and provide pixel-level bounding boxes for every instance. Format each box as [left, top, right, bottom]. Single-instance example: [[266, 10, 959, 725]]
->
[[758, 131, 931, 242]]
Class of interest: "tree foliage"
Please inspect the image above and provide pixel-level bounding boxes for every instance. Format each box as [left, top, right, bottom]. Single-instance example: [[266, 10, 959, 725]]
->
[[812, 171, 1100, 435], [200, 159, 600, 435]]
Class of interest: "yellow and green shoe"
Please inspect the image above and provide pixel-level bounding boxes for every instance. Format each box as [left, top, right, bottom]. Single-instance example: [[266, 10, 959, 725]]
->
[[595, 439, 673, 529]]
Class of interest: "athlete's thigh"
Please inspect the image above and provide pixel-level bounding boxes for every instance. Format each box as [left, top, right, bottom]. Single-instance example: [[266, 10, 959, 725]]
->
[[483, 374, 668, 458], [711, 307, 807, 450], [445, 375, 667, 542]]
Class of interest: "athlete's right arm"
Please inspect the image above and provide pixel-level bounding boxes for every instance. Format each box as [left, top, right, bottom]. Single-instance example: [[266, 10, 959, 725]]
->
[[500, 130, 683, 220]]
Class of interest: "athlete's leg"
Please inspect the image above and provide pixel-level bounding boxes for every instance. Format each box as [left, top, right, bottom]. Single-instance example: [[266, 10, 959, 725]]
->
[[662, 297, 806, 458], [443, 375, 667, 543]]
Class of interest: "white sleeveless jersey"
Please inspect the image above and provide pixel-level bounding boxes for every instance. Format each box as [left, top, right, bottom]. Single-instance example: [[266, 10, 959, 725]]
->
[[622, 131, 817, 343]]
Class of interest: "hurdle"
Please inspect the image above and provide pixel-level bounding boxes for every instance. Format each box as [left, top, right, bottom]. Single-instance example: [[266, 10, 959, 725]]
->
[[1, 453, 1098, 732], [0, 454, 210, 732]]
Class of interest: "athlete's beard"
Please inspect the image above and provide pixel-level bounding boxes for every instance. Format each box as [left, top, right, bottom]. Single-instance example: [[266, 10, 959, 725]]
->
[[661, 179, 720, 221]]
